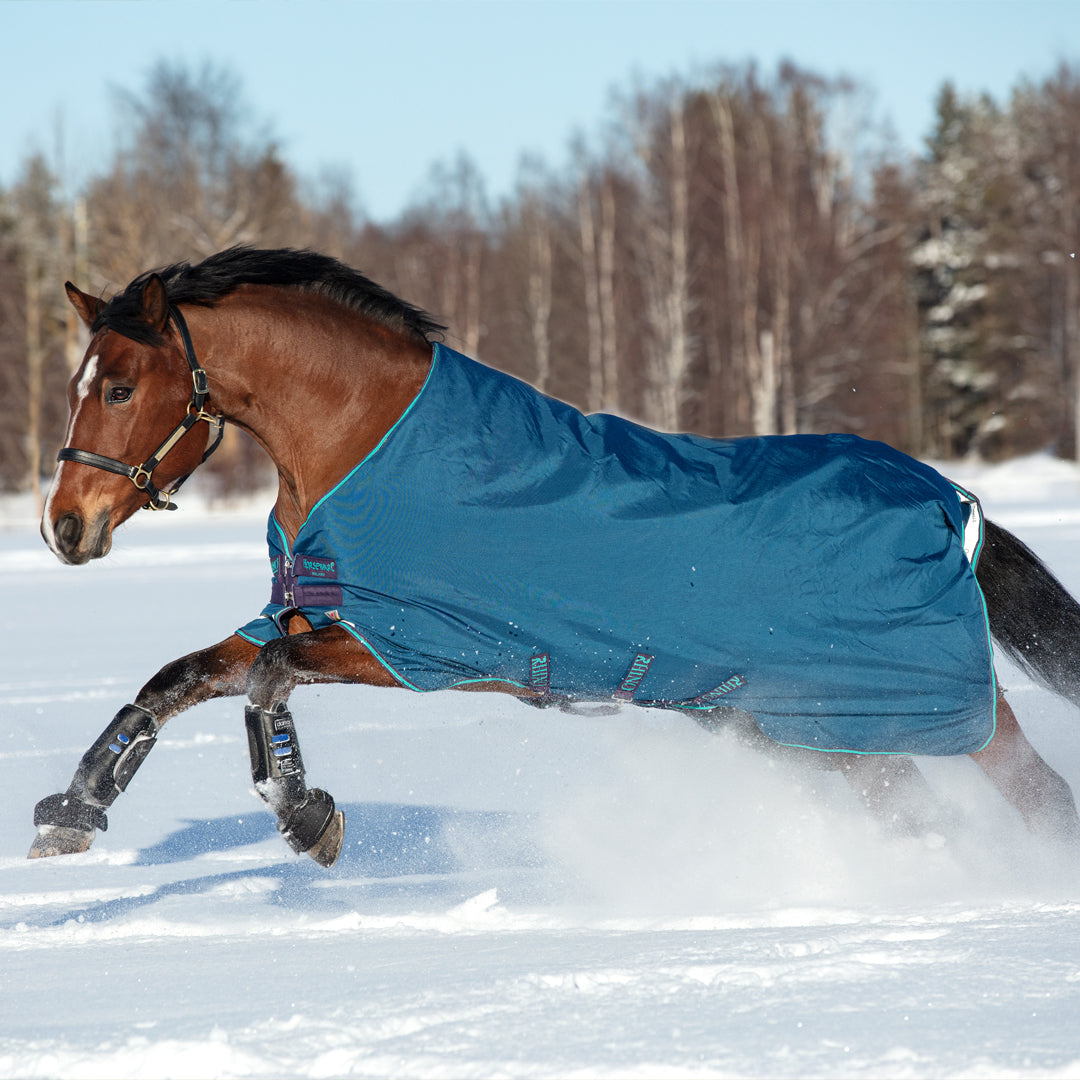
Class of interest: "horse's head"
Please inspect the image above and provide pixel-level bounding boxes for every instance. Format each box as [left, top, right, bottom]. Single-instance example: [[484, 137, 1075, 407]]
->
[[43, 275, 218, 565]]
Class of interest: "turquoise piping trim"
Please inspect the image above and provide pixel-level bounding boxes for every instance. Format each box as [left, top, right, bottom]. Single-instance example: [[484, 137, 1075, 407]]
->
[[950, 480, 987, 566], [266, 347, 439, 559], [337, 623, 423, 690], [271, 515, 291, 558], [758, 742, 918, 757], [335, 619, 529, 694], [954, 478, 998, 752], [306, 346, 440, 525], [969, 563, 999, 755]]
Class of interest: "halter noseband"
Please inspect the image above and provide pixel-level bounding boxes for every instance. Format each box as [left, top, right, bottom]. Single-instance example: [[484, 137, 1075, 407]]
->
[[57, 306, 225, 511]]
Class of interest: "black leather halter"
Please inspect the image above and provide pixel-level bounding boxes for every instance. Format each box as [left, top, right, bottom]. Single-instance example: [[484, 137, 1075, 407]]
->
[[57, 306, 225, 511]]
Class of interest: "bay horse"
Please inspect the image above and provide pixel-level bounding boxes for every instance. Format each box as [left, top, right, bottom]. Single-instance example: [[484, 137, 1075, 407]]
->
[[30, 247, 1080, 868]]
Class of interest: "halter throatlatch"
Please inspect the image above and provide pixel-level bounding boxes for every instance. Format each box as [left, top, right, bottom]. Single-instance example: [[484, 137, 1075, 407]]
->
[[57, 306, 225, 510]]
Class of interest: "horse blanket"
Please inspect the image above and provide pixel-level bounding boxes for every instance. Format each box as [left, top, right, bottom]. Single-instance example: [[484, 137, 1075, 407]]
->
[[237, 344, 997, 756]]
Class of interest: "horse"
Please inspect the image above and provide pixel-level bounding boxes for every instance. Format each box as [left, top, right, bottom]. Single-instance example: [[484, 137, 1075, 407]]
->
[[30, 246, 1080, 868]]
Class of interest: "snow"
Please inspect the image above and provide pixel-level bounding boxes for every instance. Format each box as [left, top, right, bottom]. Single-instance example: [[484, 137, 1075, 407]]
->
[[3, 456, 1080, 1078]]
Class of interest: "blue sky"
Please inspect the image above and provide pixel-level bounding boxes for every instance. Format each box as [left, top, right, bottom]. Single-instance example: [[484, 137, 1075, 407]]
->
[[2, 0, 1077, 222]]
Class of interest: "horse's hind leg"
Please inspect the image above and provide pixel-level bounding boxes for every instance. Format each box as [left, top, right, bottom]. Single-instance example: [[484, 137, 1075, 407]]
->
[[243, 623, 399, 867], [695, 710, 958, 834], [837, 755, 960, 838], [971, 696, 1080, 846], [29, 634, 258, 858]]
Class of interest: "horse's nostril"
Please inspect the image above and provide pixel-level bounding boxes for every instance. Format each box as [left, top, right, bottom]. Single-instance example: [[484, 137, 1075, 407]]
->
[[54, 512, 84, 554]]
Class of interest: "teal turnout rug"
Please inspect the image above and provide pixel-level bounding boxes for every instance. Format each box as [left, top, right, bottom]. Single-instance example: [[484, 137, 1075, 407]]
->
[[237, 344, 996, 756]]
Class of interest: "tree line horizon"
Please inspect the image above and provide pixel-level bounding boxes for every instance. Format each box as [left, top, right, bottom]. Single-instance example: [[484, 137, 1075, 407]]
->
[[2, 57, 1079, 501]]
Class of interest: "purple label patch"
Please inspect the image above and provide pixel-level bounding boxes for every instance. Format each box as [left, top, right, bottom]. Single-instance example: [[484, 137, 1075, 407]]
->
[[295, 583, 343, 607]]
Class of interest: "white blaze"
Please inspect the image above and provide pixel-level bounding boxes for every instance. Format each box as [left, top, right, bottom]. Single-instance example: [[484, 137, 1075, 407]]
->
[[42, 354, 100, 555], [75, 354, 100, 403]]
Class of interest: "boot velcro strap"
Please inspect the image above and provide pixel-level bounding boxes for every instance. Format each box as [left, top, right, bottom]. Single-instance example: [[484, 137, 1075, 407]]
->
[[33, 793, 108, 833]]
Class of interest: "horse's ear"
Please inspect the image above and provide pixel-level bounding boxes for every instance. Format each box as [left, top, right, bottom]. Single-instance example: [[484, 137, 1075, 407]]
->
[[139, 274, 171, 335], [65, 282, 105, 329]]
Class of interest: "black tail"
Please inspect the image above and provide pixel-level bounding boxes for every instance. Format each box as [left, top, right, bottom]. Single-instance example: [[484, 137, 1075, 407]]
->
[[977, 519, 1080, 706]]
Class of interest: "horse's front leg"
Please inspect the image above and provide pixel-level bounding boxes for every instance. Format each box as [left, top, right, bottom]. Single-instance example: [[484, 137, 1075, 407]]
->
[[29, 634, 258, 859], [242, 623, 399, 868], [971, 695, 1080, 846]]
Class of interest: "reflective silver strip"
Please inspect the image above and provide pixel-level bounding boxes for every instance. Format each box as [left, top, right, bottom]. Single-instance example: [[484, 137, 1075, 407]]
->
[[953, 486, 984, 566]]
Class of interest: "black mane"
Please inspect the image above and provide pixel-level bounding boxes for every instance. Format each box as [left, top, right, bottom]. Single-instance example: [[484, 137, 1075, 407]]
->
[[93, 247, 446, 345]]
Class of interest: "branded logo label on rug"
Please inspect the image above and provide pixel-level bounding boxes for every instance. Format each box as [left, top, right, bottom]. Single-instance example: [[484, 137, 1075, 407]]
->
[[529, 652, 551, 690], [300, 556, 338, 579], [686, 674, 748, 707], [614, 652, 654, 701]]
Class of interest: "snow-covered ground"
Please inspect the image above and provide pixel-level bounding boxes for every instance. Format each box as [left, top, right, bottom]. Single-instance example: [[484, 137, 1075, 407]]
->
[[3, 456, 1080, 1079]]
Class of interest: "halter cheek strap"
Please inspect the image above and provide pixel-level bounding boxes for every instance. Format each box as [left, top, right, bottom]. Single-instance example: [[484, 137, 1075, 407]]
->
[[57, 306, 225, 511]]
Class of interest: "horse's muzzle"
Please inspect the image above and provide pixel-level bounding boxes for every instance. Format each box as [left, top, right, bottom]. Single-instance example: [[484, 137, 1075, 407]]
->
[[44, 510, 112, 565]]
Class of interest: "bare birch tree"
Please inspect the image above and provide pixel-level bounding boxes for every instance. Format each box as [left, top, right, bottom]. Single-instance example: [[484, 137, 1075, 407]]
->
[[403, 153, 489, 357], [709, 86, 772, 434], [598, 174, 619, 412], [9, 156, 66, 506], [1012, 65, 1080, 460], [576, 160, 605, 412], [87, 60, 302, 288], [525, 195, 554, 393], [630, 91, 694, 431]]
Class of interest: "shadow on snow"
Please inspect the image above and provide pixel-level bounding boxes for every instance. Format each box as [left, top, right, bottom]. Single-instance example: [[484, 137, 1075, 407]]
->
[[15, 801, 545, 931]]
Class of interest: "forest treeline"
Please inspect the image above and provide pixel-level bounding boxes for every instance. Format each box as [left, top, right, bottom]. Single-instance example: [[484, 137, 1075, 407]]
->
[[2, 58, 1079, 499]]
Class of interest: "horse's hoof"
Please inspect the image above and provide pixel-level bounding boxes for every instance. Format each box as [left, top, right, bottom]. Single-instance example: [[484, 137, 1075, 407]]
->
[[307, 808, 345, 869], [27, 824, 95, 859]]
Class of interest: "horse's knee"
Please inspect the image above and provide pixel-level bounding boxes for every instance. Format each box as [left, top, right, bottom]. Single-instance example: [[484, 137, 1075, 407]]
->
[[135, 636, 256, 721], [136, 655, 201, 715]]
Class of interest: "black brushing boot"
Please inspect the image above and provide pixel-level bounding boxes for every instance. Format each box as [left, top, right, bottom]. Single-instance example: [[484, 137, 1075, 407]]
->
[[245, 702, 344, 868], [29, 703, 158, 858]]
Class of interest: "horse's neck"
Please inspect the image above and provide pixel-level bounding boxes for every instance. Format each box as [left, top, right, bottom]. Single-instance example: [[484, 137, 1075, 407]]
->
[[198, 295, 432, 541]]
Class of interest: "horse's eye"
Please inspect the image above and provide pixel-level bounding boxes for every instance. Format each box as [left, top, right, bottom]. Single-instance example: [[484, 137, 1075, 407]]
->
[[107, 386, 134, 404]]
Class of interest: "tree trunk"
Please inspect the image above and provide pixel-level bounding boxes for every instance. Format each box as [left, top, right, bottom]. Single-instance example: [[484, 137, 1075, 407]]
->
[[24, 246, 43, 508], [527, 210, 553, 393], [598, 176, 619, 412], [661, 99, 691, 432], [578, 178, 604, 413]]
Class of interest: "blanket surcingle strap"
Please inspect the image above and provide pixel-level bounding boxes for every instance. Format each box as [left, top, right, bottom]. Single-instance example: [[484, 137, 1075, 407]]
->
[[238, 344, 997, 757]]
